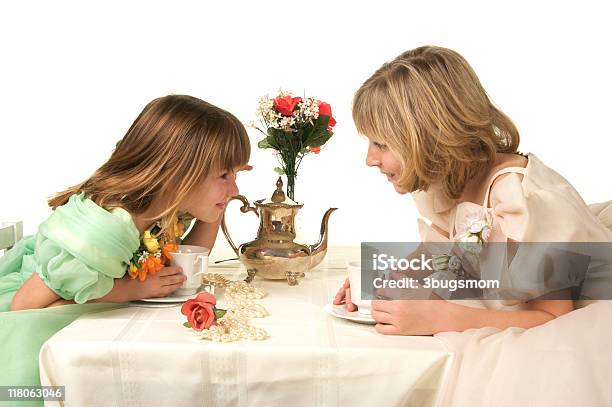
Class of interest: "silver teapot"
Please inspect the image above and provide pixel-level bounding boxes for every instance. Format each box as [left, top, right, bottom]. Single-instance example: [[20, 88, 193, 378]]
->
[[221, 178, 336, 285]]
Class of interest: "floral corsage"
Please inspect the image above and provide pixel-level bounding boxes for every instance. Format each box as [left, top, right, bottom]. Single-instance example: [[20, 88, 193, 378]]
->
[[432, 209, 494, 277], [455, 208, 494, 254], [127, 217, 188, 281], [432, 254, 465, 277]]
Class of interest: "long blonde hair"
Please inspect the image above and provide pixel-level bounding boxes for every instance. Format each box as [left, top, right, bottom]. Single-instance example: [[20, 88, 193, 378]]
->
[[49, 94, 250, 235], [353, 45, 520, 199]]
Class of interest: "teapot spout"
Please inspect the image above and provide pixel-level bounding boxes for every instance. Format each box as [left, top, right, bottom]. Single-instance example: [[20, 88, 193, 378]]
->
[[309, 208, 337, 269]]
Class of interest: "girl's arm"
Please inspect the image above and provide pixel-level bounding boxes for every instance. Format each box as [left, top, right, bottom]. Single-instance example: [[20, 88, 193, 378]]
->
[[12, 267, 187, 310], [10, 273, 60, 311], [442, 297, 574, 331], [371, 294, 574, 335], [181, 218, 222, 250], [10, 272, 136, 310]]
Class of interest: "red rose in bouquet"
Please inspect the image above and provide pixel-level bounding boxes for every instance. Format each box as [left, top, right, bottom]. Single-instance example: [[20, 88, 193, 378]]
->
[[273, 95, 302, 117], [317, 101, 336, 128]]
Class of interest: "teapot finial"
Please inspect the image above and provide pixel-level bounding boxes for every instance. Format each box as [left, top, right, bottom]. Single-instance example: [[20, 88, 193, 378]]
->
[[271, 177, 286, 203]]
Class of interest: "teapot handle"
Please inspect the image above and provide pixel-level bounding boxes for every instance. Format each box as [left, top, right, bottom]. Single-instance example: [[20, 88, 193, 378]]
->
[[221, 195, 259, 256]]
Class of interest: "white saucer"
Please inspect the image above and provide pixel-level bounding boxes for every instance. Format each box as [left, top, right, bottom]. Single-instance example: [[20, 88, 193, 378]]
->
[[324, 303, 376, 324]]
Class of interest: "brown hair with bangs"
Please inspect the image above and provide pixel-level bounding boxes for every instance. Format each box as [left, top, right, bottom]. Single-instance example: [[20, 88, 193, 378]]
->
[[352, 45, 519, 199], [48, 94, 250, 236]]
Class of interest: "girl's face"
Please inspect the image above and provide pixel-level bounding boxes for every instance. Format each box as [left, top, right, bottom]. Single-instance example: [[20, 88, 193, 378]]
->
[[180, 167, 241, 222], [365, 139, 404, 193]]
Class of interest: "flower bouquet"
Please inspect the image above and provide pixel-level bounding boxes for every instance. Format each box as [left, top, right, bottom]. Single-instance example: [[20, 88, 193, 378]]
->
[[252, 91, 336, 201]]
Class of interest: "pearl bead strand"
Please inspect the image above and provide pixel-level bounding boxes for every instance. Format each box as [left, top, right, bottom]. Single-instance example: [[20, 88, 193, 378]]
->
[[192, 273, 268, 342]]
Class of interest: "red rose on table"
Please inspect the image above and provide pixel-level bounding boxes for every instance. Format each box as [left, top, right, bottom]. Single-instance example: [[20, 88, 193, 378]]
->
[[317, 101, 336, 128], [273, 95, 302, 116], [181, 292, 217, 331]]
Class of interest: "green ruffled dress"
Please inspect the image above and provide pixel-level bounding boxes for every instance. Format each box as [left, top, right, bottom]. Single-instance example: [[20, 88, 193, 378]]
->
[[0, 193, 140, 405]]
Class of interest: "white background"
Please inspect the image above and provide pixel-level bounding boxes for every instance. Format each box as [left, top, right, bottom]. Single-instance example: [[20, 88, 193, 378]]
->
[[1, 1, 611, 255]]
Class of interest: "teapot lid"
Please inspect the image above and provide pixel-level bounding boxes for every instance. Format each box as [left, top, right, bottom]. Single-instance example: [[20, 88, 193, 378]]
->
[[255, 177, 303, 208]]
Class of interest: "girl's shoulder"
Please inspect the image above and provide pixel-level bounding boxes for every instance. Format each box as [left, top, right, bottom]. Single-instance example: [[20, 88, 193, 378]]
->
[[485, 152, 528, 195], [415, 153, 612, 241], [107, 206, 136, 228], [486, 153, 612, 241], [412, 153, 530, 227]]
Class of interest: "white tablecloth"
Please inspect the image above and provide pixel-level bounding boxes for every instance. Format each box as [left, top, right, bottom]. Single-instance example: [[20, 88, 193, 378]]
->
[[40, 247, 454, 407]]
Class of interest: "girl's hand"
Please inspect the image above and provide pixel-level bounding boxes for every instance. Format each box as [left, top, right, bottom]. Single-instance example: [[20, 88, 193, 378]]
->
[[333, 278, 357, 312], [371, 299, 451, 336], [126, 266, 187, 300]]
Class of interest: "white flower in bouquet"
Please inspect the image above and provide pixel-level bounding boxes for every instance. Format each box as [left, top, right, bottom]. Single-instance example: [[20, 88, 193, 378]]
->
[[296, 98, 320, 121], [256, 96, 278, 125]]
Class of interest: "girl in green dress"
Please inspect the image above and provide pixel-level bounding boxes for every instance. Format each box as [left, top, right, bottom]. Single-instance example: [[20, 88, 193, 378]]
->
[[0, 95, 251, 396]]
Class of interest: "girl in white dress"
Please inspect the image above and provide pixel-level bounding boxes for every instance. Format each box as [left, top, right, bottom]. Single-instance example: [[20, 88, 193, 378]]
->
[[334, 45, 612, 335]]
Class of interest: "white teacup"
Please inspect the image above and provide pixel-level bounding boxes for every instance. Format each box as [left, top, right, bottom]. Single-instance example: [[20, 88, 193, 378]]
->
[[169, 245, 210, 296], [347, 261, 372, 316]]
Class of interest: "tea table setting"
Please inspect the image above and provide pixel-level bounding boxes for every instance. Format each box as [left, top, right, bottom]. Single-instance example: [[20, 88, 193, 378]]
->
[[37, 92, 456, 406], [38, 245, 455, 407]]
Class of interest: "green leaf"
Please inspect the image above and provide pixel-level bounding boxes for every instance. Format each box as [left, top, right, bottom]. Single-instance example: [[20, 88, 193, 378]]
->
[[307, 131, 333, 148], [265, 129, 281, 150], [272, 128, 295, 148], [214, 308, 227, 319], [257, 138, 273, 149], [267, 128, 290, 150], [274, 167, 285, 175], [300, 123, 314, 144], [318, 114, 331, 125], [303, 115, 331, 146], [183, 322, 191, 328]]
